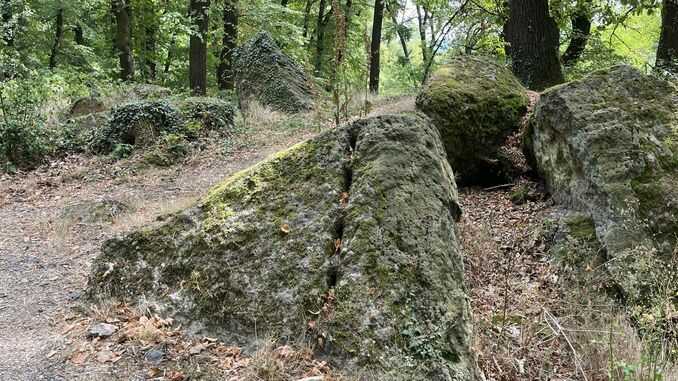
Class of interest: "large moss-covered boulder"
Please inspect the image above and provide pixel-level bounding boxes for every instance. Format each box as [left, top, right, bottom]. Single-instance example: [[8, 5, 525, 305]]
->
[[416, 56, 529, 184], [525, 65, 678, 307], [88, 114, 476, 380], [234, 32, 314, 113]]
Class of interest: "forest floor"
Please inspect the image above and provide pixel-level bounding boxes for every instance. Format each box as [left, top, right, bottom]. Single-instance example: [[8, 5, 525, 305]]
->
[[0, 97, 659, 380]]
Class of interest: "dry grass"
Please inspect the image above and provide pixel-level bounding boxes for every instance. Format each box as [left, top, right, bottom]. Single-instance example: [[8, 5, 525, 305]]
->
[[110, 194, 199, 233], [460, 188, 678, 381], [241, 339, 340, 381]]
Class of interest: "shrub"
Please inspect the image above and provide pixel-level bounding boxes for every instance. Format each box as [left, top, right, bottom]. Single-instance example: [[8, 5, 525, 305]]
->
[[176, 97, 236, 134], [0, 80, 50, 171], [143, 133, 190, 167]]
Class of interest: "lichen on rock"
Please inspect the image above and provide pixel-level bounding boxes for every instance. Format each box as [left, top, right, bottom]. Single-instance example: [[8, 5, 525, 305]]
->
[[416, 56, 529, 185], [234, 32, 315, 113], [88, 113, 476, 380], [524, 65, 678, 308]]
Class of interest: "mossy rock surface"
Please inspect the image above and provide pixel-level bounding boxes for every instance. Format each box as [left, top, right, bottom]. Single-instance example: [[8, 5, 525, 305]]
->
[[524, 65, 678, 307], [416, 56, 529, 185], [69, 96, 106, 118], [234, 32, 314, 113], [88, 113, 476, 380], [130, 84, 172, 99]]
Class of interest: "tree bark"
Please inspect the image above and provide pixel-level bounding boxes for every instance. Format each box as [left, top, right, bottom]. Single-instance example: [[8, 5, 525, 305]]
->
[[562, 12, 591, 66], [415, 5, 429, 64], [369, 0, 384, 93], [657, 0, 678, 73], [314, 0, 327, 76], [145, 24, 157, 80], [1, 0, 13, 47], [164, 34, 176, 75], [389, 6, 410, 63], [74, 23, 86, 45], [217, 0, 238, 90], [189, 0, 210, 95], [503, 0, 564, 90], [302, 0, 313, 38], [112, 0, 134, 81], [49, 8, 65, 69]]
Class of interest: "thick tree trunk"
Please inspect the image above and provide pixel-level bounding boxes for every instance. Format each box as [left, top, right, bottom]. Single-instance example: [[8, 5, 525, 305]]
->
[[657, 0, 678, 73], [74, 24, 86, 45], [189, 0, 210, 95], [314, 0, 327, 76], [112, 0, 134, 81], [49, 8, 65, 69], [369, 0, 384, 93], [562, 12, 591, 66], [217, 0, 238, 91], [504, 0, 564, 90], [1, 0, 13, 47]]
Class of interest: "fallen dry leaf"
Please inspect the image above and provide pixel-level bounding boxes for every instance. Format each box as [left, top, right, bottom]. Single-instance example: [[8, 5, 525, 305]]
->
[[70, 351, 90, 365]]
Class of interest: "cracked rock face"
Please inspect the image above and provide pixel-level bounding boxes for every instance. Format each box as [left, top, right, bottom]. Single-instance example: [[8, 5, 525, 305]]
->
[[88, 113, 476, 380], [525, 66, 678, 308], [234, 32, 314, 113]]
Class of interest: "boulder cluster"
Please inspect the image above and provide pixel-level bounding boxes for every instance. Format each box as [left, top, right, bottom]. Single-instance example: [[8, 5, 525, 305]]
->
[[87, 42, 678, 379]]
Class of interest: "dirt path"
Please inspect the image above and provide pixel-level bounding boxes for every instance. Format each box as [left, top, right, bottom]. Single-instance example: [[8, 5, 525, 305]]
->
[[0, 126, 316, 380]]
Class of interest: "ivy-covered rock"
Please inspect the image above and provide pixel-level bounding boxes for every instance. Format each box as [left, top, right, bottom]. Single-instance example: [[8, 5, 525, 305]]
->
[[416, 56, 529, 184], [524, 65, 678, 308], [91, 101, 184, 154], [234, 32, 314, 113], [88, 114, 476, 380], [175, 97, 236, 133]]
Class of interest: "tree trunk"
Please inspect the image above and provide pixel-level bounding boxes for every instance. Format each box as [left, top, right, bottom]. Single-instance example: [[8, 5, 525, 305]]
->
[[145, 24, 157, 80], [302, 0, 313, 38], [657, 0, 678, 73], [368, 0, 384, 93], [562, 12, 591, 66], [217, 0, 238, 90], [164, 34, 176, 75], [1, 0, 13, 47], [112, 0, 134, 81], [389, 7, 410, 63], [74, 23, 86, 45], [49, 8, 64, 69], [503, 0, 564, 90], [415, 5, 429, 64], [314, 0, 327, 76], [189, 0, 210, 95]]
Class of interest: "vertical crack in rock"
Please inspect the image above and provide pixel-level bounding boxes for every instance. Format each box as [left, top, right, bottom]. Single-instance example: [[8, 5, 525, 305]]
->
[[326, 127, 358, 289]]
